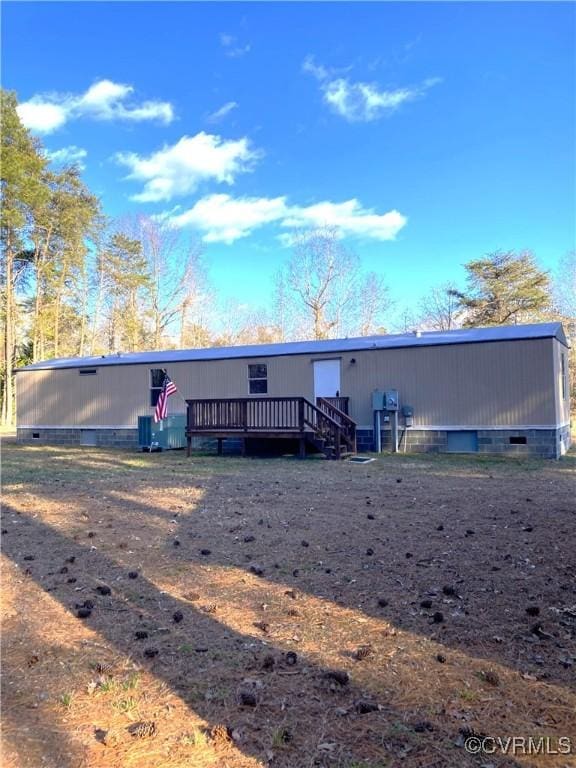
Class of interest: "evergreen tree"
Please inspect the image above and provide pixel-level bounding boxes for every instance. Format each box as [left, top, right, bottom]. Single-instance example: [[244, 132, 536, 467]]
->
[[0, 90, 48, 424], [454, 250, 551, 327], [100, 232, 150, 352]]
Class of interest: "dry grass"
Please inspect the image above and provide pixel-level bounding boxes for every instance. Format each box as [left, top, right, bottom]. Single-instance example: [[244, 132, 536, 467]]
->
[[1, 440, 575, 768]]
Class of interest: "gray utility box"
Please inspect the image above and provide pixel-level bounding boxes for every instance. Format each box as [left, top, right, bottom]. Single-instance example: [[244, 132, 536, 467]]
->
[[372, 390, 385, 410], [138, 414, 187, 451], [402, 405, 414, 427], [385, 390, 399, 411]]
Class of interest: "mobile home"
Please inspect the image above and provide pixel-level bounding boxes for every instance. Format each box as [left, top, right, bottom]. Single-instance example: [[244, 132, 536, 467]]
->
[[16, 322, 571, 458]]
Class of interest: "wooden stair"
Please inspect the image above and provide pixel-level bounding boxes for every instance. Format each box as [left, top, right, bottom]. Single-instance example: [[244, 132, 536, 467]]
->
[[305, 397, 357, 460]]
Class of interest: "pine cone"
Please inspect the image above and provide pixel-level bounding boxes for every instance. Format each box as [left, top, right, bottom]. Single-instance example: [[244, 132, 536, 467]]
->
[[128, 721, 157, 739], [355, 644, 373, 661], [200, 603, 217, 614]]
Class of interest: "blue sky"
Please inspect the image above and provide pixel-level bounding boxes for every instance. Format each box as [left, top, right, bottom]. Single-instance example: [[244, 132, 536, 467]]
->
[[3, 1, 575, 321]]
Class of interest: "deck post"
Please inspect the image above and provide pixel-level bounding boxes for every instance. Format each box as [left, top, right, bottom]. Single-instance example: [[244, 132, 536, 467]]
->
[[217, 438, 223, 456], [298, 397, 305, 431], [186, 402, 192, 457], [299, 435, 306, 459], [241, 438, 246, 457]]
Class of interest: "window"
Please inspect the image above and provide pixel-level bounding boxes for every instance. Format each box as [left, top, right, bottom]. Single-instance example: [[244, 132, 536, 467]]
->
[[248, 363, 267, 394], [150, 369, 165, 407], [79, 368, 97, 376], [32, 432, 40, 439], [509, 436, 527, 445], [561, 353, 568, 401]]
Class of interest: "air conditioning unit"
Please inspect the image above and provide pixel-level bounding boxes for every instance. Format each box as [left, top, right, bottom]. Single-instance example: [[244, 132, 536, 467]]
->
[[138, 414, 187, 451]]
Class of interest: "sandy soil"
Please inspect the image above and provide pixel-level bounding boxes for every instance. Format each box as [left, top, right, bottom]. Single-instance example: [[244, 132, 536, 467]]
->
[[1, 440, 575, 768]]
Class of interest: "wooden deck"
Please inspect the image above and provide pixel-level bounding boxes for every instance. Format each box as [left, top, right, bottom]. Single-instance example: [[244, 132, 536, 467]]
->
[[185, 396, 356, 459]]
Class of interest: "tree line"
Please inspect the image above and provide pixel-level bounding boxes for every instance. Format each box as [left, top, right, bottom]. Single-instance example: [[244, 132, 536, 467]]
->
[[1, 89, 574, 425]]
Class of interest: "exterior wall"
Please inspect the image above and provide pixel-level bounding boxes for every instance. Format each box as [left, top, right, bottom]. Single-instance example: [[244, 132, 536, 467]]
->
[[553, 338, 571, 428], [357, 427, 568, 459], [344, 337, 557, 428], [16, 336, 560, 434]]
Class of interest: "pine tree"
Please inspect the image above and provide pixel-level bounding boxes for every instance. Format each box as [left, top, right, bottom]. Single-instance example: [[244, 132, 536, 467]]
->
[[454, 250, 551, 327], [0, 90, 48, 424]]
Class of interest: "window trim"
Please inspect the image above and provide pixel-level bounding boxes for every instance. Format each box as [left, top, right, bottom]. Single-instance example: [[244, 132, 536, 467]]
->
[[150, 368, 165, 407], [247, 363, 268, 395], [561, 353, 568, 401]]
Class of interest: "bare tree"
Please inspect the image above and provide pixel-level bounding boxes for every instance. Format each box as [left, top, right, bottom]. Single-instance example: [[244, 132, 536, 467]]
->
[[417, 282, 462, 331], [277, 227, 361, 340], [272, 269, 296, 342], [553, 251, 576, 321], [552, 250, 576, 403], [136, 217, 206, 348], [357, 272, 390, 336], [211, 300, 280, 347], [392, 308, 420, 334]]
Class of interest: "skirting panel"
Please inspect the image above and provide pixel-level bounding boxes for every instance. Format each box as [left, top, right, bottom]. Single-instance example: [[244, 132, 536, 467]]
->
[[356, 427, 570, 459]]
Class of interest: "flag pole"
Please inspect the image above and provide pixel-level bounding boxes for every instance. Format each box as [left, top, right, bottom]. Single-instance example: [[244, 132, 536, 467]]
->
[[162, 369, 188, 411]]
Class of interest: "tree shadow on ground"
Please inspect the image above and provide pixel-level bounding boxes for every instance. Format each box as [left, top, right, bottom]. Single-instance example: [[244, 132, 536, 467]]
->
[[4, 480, 573, 767]]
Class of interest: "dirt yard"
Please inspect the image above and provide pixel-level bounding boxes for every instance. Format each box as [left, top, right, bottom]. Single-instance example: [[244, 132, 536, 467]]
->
[[1, 440, 575, 768]]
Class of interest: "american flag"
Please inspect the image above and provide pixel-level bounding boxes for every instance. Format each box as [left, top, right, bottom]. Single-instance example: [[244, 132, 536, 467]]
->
[[154, 372, 178, 423]]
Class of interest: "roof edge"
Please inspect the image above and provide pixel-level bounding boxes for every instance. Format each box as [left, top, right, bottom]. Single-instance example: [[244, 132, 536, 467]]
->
[[15, 322, 567, 373]]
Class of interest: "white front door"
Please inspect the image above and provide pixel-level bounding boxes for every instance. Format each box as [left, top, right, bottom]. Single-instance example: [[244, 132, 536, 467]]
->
[[313, 359, 341, 399]]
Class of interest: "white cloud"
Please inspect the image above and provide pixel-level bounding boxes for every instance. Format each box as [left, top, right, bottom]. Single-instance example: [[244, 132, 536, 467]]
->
[[302, 54, 330, 81], [282, 199, 407, 240], [78, 80, 131, 113], [220, 32, 251, 58], [323, 79, 420, 121], [163, 194, 407, 244], [303, 55, 440, 122], [17, 79, 174, 134], [115, 132, 261, 203], [168, 194, 288, 243], [17, 101, 68, 133], [45, 145, 88, 169], [207, 101, 239, 124]]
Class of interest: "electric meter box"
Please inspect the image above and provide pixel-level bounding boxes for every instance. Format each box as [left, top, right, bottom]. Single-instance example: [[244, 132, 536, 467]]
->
[[402, 405, 414, 427], [385, 390, 399, 411], [372, 390, 385, 410]]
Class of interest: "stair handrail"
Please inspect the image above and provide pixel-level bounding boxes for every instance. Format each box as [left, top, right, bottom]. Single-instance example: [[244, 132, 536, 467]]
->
[[301, 398, 343, 459], [316, 397, 357, 451]]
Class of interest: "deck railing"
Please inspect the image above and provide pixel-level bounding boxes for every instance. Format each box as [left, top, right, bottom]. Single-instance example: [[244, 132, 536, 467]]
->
[[187, 397, 305, 432], [321, 396, 349, 415], [186, 396, 356, 459]]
